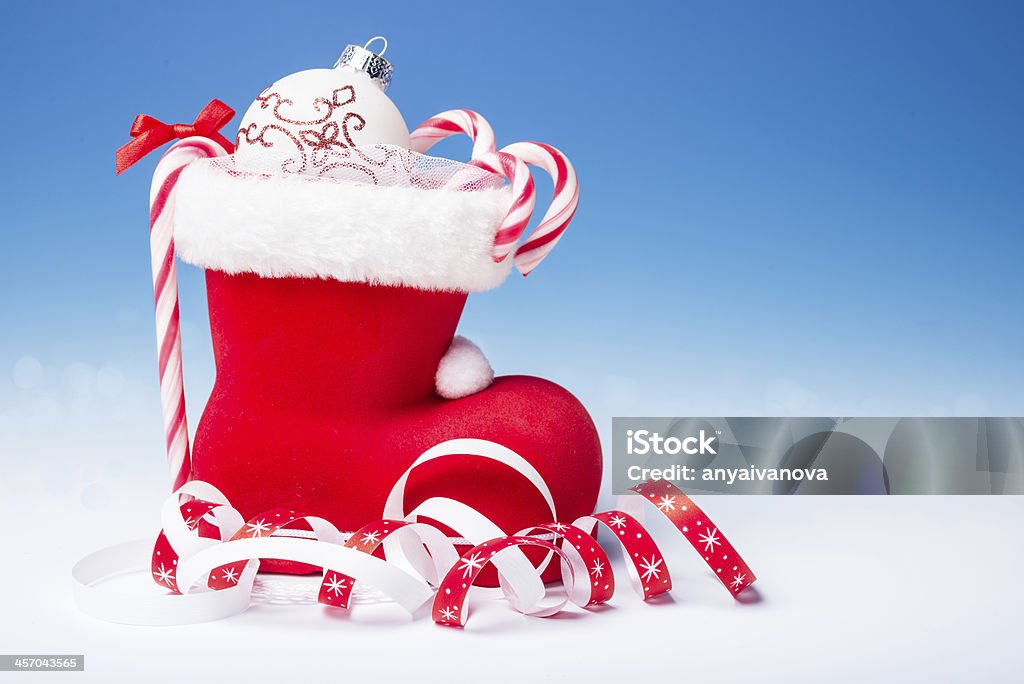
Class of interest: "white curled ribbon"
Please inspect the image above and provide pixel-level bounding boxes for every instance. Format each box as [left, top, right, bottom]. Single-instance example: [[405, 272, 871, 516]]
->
[[73, 481, 459, 624], [73, 440, 758, 627], [73, 438, 556, 624], [382, 438, 558, 614]]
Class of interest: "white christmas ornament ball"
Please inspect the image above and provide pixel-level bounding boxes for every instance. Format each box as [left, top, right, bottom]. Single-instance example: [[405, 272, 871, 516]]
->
[[234, 39, 410, 173]]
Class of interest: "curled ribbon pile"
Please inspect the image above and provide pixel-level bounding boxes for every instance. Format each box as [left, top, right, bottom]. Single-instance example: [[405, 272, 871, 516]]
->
[[73, 439, 756, 627]]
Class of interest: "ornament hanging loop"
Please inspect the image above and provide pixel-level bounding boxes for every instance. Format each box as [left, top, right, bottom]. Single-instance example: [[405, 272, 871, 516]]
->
[[364, 35, 388, 56]]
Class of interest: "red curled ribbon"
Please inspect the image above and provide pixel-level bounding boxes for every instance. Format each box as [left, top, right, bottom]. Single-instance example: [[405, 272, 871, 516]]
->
[[115, 98, 235, 174]]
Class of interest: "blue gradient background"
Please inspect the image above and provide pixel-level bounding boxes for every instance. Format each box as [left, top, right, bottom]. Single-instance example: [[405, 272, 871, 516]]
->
[[1, 1, 1021, 493]]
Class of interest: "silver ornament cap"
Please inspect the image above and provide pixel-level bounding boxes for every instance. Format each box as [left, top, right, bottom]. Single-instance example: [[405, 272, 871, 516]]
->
[[335, 36, 394, 91]]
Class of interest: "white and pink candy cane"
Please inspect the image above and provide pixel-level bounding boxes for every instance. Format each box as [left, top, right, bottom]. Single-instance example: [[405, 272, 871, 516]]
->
[[410, 109, 579, 274], [408, 109, 498, 164], [149, 137, 231, 489], [115, 99, 234, 490]]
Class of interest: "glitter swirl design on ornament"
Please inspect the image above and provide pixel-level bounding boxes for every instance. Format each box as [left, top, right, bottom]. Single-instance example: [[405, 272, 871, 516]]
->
[[236, 84, 372, 174]]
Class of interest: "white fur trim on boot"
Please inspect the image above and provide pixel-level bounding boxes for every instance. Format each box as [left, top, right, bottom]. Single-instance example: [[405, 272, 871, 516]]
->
[[171, 154, 516, 293], [435, 336, 494, 399]]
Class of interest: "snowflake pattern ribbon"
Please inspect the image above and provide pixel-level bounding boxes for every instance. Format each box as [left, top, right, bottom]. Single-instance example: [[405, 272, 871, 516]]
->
[[141, 451, 756, 627]]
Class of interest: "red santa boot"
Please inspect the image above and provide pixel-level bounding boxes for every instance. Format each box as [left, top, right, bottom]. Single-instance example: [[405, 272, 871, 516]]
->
[[184, 272, 601, 568], [166, 44, 601, 575]]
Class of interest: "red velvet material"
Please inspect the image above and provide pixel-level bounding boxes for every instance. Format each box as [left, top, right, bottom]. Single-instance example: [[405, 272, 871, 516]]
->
[[191, 271, 602, 575]]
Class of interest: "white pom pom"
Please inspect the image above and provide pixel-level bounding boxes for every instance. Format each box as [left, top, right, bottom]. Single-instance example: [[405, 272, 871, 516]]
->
[[435, 335, 494, 400]]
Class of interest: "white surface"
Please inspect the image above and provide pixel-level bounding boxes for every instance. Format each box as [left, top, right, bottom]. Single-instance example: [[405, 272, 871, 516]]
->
[[1, 482, 1022, 682]]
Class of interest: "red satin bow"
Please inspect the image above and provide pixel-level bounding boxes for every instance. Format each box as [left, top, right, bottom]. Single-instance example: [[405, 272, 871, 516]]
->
[[115, 99, 235, 175]]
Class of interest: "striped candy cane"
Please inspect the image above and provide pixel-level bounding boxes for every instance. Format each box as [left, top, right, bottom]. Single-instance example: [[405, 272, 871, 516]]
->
[[500, 142, 579, 275], [487, 151, 536, 262], [410, 111, 536, 262], [409, 109, 498, 167], [149, 137, 231, 489], [411, 110, 579, 272]]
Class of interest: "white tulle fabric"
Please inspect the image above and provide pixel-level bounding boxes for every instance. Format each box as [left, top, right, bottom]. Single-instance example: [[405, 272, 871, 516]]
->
[[227, 143, 506, 190]]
